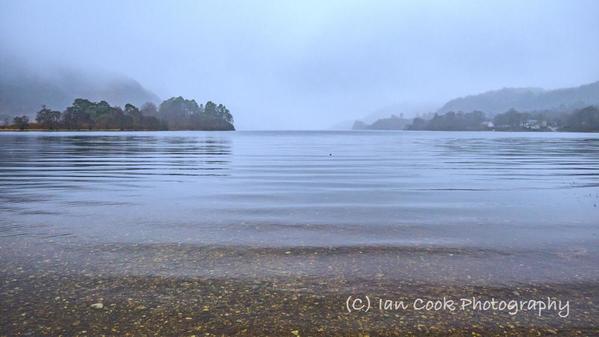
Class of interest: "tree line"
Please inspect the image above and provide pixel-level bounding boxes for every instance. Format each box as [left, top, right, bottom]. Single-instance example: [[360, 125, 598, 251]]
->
[[5, 96, 235, 131], [407, 106, 599, 132]]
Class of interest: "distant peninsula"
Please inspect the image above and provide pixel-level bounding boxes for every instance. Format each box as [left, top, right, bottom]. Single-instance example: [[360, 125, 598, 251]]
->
[[354, 106, 599, 132], [438, 80, 599, 115], [353, 80, 599, 132], [0, 62, 234, 131], [2, 97, 235, 131]]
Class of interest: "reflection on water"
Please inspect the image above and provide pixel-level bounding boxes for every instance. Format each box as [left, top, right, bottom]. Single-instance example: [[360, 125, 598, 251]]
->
[[0, 134, 231, 184], [0, 131, 598, 251]]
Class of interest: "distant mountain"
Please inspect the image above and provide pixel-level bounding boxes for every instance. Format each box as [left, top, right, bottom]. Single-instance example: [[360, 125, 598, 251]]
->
[[438, 81, 599, 115], [342, 101, 438, 130], [352, 115, 411, 130], [358, 102, 439, 124], [0, 62, 160, 117]]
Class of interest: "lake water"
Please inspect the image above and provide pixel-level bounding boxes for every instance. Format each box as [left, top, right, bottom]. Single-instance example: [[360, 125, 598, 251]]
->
[[1, 131, 598, 283]]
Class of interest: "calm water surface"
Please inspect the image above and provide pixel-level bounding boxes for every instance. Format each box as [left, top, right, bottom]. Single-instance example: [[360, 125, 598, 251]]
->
[[1, 131, 598, 250]]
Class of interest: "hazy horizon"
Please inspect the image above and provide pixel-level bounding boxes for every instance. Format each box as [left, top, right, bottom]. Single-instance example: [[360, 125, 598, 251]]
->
[[1, 0, 598, 129]]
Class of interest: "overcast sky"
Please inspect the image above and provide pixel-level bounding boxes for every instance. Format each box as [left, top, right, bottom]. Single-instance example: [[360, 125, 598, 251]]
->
[[1, 0, 598, 129]]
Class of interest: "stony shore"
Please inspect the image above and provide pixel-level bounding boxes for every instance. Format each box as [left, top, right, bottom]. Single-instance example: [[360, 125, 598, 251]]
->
[[1, 242, 598, 336]]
